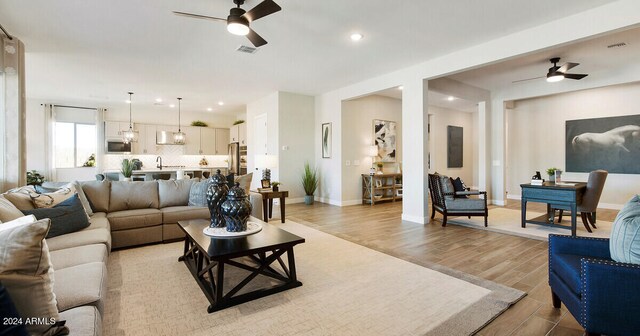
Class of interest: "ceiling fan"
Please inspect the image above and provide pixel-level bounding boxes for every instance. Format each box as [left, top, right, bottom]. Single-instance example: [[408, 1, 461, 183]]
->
[[173, 0, 282, 47], [513, 57, 588, 83]]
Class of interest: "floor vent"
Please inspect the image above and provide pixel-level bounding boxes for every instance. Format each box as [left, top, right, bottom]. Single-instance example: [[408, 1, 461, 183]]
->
[[236, 45, 258, 54]]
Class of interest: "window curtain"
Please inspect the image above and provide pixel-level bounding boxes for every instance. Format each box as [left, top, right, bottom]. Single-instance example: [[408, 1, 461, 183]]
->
[[0, 36, 26, 191], [96, 108, 106, 174], [44, 104, 55, 181]]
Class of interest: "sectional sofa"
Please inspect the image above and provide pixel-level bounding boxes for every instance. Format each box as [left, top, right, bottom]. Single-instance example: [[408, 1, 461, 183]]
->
[[1, 178, 263, 335]]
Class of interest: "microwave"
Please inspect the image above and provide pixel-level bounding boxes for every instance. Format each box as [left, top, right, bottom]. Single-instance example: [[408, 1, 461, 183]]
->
[[105, 139, 132, 154]]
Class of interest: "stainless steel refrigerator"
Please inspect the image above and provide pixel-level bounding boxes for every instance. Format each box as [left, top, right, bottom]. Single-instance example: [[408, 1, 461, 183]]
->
[[228, 143, 247, 175]]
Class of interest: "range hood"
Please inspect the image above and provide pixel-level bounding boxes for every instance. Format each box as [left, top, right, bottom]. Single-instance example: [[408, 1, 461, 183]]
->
[[156, 131, 183, 145]]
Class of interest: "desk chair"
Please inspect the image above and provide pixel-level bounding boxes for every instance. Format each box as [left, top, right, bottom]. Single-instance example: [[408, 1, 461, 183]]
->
[[556, 170, 608, 232]]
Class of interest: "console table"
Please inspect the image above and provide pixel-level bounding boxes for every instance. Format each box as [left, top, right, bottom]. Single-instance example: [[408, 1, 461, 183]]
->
[[520, 182, 587, 236], [361, 173, 402, 205]]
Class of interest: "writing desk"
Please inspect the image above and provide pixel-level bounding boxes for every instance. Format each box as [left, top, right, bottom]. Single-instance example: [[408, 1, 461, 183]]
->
[[520, 182, 587, 236]]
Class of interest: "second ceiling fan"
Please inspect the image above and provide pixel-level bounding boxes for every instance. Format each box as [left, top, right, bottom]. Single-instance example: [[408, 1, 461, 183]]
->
[[513, 57, 589, 83], [173, 0, 282, 47]]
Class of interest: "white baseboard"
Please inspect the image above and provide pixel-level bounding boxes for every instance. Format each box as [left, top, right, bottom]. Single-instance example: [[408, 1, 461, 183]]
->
[[316, 197, 341, 206], [507, 194, 623, 210], [286, 197, 305, 204], [342, 199, 363, 206], [401, 214, 429, 224], [490, 200, 506, 206]]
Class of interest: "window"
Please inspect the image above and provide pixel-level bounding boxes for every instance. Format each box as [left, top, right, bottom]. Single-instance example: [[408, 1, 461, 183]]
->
[[54, 122, 96, 168]]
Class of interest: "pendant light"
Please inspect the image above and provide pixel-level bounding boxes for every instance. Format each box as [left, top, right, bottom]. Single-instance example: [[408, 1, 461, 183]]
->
[[122, 92, 138, 144], [173, 97, 186, 144]]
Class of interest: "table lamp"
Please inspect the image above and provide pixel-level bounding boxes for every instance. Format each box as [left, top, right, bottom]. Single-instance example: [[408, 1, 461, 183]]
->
[[368, 145, 378, 175]]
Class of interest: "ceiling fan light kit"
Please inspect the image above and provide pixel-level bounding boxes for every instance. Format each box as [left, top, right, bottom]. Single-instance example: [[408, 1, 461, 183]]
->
[[174, 0, 282, 47], [546, 57, 587, 83]]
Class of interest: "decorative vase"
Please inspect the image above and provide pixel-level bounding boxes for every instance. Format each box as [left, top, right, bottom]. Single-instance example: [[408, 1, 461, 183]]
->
[[304, 195, 314, 205], [220, 182, 252, 232], [206, 170, 229, 228], [262, 168, 271, 181], [548, 175, 555, 183], [272, 185, 279, 192]]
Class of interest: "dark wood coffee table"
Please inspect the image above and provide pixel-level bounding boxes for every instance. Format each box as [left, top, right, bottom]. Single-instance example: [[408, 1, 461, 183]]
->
[[177, 218, 305, 313]]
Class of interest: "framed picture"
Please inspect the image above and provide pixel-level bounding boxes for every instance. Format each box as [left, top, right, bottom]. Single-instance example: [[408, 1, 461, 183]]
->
[[374, 179, 383, 188], [322, 122, 332, 158], [373, 119, 397, 162], [261, 179, 271, 188], [566, 114, 640, 174]]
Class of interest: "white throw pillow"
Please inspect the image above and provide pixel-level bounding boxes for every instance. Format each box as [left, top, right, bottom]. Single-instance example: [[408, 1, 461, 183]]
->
[[0, 217, 69, 335], [31, 183, 76, 209]]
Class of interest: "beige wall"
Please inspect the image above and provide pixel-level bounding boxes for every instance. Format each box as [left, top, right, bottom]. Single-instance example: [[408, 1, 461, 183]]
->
[[506, 81, 640, 208], [341, 95, 402, 203], [429, 106, 475, 187]]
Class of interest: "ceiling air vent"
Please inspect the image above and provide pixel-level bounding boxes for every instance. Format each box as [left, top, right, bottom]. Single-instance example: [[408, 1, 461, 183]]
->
[[236, 45, 258, 54], [607, 42, 627, 48]]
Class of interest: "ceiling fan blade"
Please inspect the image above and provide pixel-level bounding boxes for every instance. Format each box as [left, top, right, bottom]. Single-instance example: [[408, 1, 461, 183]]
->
[[172, 11, 227, 22], [512, 76, 545, 83], [246, 28, 268, 47], [243, 0, 282, 22], [557, 62, 579, 73], [564, 73, 588, 80]]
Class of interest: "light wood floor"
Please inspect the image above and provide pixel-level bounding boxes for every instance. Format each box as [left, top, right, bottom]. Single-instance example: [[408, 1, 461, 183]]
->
[[283, 200, 619, 336]]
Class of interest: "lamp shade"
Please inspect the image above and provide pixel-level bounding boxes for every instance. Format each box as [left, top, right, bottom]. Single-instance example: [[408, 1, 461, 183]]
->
[[255, 155, 278, 169], [368, 145, 379, 157]]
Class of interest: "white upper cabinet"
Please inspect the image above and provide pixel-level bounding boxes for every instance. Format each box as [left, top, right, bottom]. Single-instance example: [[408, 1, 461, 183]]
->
[[214, 128, 230, 155], [238, 122, 247, 146], [104, 121, 132, 138], [184, 127, 201, 155], [230, 124, 239, 143]]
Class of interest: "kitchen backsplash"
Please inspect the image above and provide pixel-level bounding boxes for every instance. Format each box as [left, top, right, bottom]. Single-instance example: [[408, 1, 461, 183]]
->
[[105, 145, 228, 170]]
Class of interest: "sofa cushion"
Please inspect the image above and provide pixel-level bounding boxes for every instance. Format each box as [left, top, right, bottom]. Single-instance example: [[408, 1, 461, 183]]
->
[[31, 183, 76, 208], [107, 209, 162, 231], [158, 180, 195, 208], [188, 179, 211, 207], [552, 253, 583, 294], [46, 227, 111, 252], [22, 194, 91, 239], [444, 198, 486, 212], [0, 218, 69, 336], [54, 262, 107, 313], [50, 244, 108, 270], [3, 186, 36, 210], [610, 194, 640, 264], [80, 180, 111, 213], [0, 194, 25, 222], [58, 306, 101, 336], [109, 181, 159, 212], [161, 206, 210, 224], [88, 213, 110, 231]]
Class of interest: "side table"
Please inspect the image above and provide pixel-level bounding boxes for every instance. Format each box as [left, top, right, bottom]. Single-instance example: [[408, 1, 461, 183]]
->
[[252, 190, 289, 223]]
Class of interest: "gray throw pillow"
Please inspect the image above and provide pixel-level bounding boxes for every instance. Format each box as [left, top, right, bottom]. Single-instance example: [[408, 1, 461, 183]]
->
[[22, 194, 90, 238], [188, 179, 212, 207], [610, 194, 640, 264], [0, 195, 25, 222]]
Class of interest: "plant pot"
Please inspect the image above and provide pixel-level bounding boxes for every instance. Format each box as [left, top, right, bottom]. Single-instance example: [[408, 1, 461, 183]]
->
[[548, 175, 555, 183], [272, 186, 279, 192], [304, 195, 314, 205], [122, 177, 132, 182]]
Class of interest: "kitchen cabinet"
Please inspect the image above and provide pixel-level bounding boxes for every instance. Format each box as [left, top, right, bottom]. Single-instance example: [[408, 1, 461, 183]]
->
[[105, 121, 133, 138], [200, 127, 216, 155], [184, 127, 201, 155], [215, 128, 230, 155], [133, 124, 157, 155], [229, 123, 246, 144]]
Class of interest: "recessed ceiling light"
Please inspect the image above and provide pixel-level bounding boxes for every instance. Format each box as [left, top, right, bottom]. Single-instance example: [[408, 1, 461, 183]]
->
[[155, 98, 162, 103], [447, 96, 455, 101], [125, 100, 131, 104], [218, 101, 224, 106], [207, 107, 213, 112], [169, 104, 175, 108], [350, 33, 363, 41], [398, 86, 403, 90]]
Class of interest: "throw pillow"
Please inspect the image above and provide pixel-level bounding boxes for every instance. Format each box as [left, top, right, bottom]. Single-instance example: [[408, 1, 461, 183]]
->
[[0, 195, 25, 223], [22, 195, 90, 239], [30, 183, 76, 209], [158, 179, 195, 208], [79, 180, 111, 213], [71, 181, 94, 217], [234, 172, 253, 194], [188, 179, 212, 207], [0, 281, 29, 336], [0, 218, 69, 336], [439, 175, 456, 200], [610, 194, 640, 264], [3, 186, 37, 210], [451, 177, 468, 199]]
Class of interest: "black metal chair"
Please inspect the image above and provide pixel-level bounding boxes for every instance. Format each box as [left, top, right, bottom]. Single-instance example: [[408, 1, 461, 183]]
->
[[428, 173, 488, 227]]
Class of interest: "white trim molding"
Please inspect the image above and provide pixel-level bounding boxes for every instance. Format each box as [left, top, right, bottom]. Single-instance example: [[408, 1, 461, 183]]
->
[[401, 214, 430, 224]]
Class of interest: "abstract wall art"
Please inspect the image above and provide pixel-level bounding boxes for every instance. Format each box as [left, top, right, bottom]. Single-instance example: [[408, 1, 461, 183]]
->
[[566, 115, 640, 173], [447, 125, 463, 168], [322, 122, 331, 158], [373, 119, 396, 162]]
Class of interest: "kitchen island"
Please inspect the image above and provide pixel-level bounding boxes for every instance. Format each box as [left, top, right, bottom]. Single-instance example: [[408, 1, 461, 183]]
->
[[104, 166, 228, 181]]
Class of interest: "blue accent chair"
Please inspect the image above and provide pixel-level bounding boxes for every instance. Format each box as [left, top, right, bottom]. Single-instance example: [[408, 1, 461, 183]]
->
[[549, 234, 640, 336]]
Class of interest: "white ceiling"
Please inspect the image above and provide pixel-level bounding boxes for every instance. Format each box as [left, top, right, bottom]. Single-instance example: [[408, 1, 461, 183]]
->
[[0, 0, 617, 115], [375, 87, 478, 113]]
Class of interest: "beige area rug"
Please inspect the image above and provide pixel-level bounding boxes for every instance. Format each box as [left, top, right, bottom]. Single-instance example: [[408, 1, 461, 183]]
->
[[446, 208, 612, 241], [103, 221, 524, 336]]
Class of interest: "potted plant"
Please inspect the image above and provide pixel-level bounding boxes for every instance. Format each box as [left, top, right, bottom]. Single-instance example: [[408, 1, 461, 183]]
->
[[301, 162, 318, 205], [271, 181, 280, 192], [233, 120, 245, 125], [121, 159, 134, 181], [546, 167, 558, 182], [191, 120, 208, 127], [26, 170, 46, 186], [376, 162, 384, 174]]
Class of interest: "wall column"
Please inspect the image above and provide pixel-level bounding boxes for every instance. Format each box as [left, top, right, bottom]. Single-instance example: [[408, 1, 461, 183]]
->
[[401, 78, 430, 223]]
